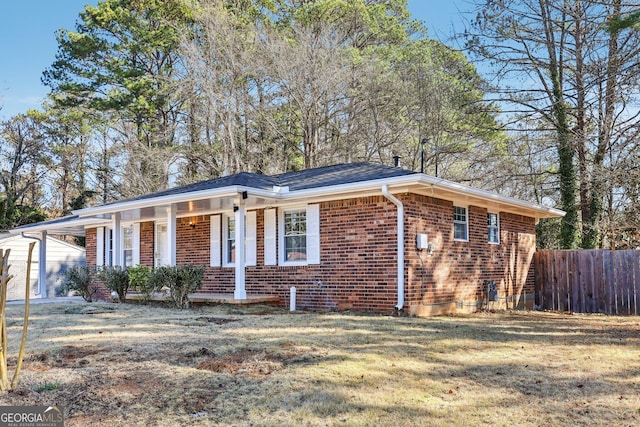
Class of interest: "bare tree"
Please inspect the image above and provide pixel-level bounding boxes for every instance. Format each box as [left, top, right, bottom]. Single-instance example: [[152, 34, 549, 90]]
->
[[464, 0, 640, 248]]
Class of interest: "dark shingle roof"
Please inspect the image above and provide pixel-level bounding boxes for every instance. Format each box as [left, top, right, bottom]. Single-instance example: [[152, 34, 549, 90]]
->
[[102, 162, 416, 207], [273, 162, 416, 190], [118, 172, 279, 205]]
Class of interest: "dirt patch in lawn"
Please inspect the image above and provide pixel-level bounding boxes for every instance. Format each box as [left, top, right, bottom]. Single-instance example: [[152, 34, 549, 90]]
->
[[0, 303, 638, 426], [194, 346, 308, 376], [193, 316, 239, 324]]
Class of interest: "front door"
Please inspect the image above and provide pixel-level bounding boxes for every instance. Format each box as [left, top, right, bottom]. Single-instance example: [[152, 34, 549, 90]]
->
[[155, 223, 169, 267]]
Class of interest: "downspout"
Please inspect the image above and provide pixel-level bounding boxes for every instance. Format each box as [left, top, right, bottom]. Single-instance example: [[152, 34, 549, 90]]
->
[[20, 232, 44, 296], [381, 185, 404, 310]]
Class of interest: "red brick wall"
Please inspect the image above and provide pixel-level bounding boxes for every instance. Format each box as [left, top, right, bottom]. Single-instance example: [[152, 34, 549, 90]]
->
[[84, 192, 537, 314], [403, 194, 536, 314], [140, 221, 154, 267], [176, 216, 210, 266], [84, 227, 109, 301], [86, 228, 97, 266], [202, 197, 399, 311]]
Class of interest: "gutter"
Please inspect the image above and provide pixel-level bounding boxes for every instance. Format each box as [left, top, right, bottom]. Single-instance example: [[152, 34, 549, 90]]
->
[[381, 185, 404, 311]]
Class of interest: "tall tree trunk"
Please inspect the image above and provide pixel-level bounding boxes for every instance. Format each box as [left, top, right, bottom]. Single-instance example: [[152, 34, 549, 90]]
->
[[584, 0, 621, 248], [541, 0, 578, 248], [573, 1, 590, 247]]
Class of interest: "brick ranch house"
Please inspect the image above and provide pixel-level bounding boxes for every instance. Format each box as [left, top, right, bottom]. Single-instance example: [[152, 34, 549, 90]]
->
[[12, 163, 564, 316]]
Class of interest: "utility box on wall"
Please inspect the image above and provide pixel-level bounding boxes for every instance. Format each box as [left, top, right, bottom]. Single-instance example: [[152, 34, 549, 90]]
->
[[416, 234, 429, 250], [485, 280, 499, 302]]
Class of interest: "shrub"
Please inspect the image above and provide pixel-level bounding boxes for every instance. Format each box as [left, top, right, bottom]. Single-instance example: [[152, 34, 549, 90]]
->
[[97, 266, 130, 303], [61, 266, 98, 302], [35, 382, 60, 392], [150, 265, 204, 309], [128, 265, 154, 304]]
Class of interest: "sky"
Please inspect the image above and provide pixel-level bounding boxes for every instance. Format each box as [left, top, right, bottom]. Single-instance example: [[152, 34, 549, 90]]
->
[[0, 0, 464, 120]]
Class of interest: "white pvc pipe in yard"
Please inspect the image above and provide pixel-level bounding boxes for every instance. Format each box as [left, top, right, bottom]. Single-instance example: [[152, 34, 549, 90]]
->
[[290, 287, 296, 312]]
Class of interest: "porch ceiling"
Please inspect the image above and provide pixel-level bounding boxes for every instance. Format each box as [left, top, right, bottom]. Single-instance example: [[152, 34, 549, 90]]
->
[[116, 194, 276, 223]]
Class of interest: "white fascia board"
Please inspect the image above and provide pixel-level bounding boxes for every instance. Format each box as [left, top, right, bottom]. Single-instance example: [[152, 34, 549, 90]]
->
[[72, 186, 278, 218], [10, 217, 112, 235], [414, 175, 566, 218], [275, 175, 420, 200], [275, 174, 565, 218]]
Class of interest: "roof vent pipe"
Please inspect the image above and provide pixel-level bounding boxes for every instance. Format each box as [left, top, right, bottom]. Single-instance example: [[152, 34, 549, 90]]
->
[[381, 185, 404, 311], [393, 155, 400, 168]]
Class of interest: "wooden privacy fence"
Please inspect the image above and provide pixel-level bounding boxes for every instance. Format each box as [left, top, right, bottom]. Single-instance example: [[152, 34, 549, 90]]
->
[[534, 249, 640, 315]]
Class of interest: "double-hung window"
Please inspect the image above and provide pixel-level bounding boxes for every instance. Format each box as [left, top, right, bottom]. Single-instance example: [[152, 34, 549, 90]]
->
[[211, 212, 256, 267], [284, 209, 307, 262], [96, 224, 139, 267], [224, 215, 236, 265], [123, 225, 134, 266], [271, 205, 320, 266], [105, 228, 113, 265], [488, 213, 500, 244], [121, 224, 140, 267], [96, 227, 113, 267], [453, 206, 468, 241]]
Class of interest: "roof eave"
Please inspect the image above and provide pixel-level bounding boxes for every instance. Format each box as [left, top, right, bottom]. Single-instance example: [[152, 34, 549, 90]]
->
[[10, 216, 112, 236], [72, 172, 564, 220], [274, 174, 565, 219], [73, 185, 278, 218], [414, 174, 566, 218]]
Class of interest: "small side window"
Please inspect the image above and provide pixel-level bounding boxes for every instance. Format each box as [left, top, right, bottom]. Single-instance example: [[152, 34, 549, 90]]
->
[[453, 206, 468, 241], [223, 214, 236, 266], [123, 225, 133, 266], [488, 213, 500, 244]]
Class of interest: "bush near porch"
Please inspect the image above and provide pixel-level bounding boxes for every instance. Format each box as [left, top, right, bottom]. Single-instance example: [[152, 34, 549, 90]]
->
[[62, 264, 205, 309]]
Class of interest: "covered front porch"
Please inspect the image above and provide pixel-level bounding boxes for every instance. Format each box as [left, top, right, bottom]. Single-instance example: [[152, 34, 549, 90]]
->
[[10, 185, 286, 302]]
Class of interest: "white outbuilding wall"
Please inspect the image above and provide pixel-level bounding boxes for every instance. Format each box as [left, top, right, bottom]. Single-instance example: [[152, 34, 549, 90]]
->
[[0, 234, 85, 301]]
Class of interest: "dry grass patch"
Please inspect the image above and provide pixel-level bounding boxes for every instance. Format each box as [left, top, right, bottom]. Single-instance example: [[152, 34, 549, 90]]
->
[[0, 303, 638, 426]]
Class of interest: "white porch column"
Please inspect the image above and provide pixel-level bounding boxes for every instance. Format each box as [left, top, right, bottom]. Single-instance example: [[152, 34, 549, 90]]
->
[[112, 213, 122, 267], [167, 204, 177, 266], [39, 231, 47, 298], [234, 199, 246, 299]]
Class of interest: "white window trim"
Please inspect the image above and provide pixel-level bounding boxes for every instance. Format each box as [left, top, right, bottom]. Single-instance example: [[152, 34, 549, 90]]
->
[[277, 204, 320, 266], [488, 212, 500, 245], [104, 226, 114, 266], [96, 227, 105, 267], [210, 215, 222, 267], [120, 222, 140, 267], [264, 209, 277, 266], [219, 211, 257, 268], [453, 205, 469, 242], [222, 213, 236, 267], [154, 221, 167, 268], [245, 210, 257, 266]]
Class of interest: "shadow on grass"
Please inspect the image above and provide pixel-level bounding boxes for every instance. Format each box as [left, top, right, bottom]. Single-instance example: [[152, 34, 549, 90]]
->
[[3, 303, 640, 426]]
